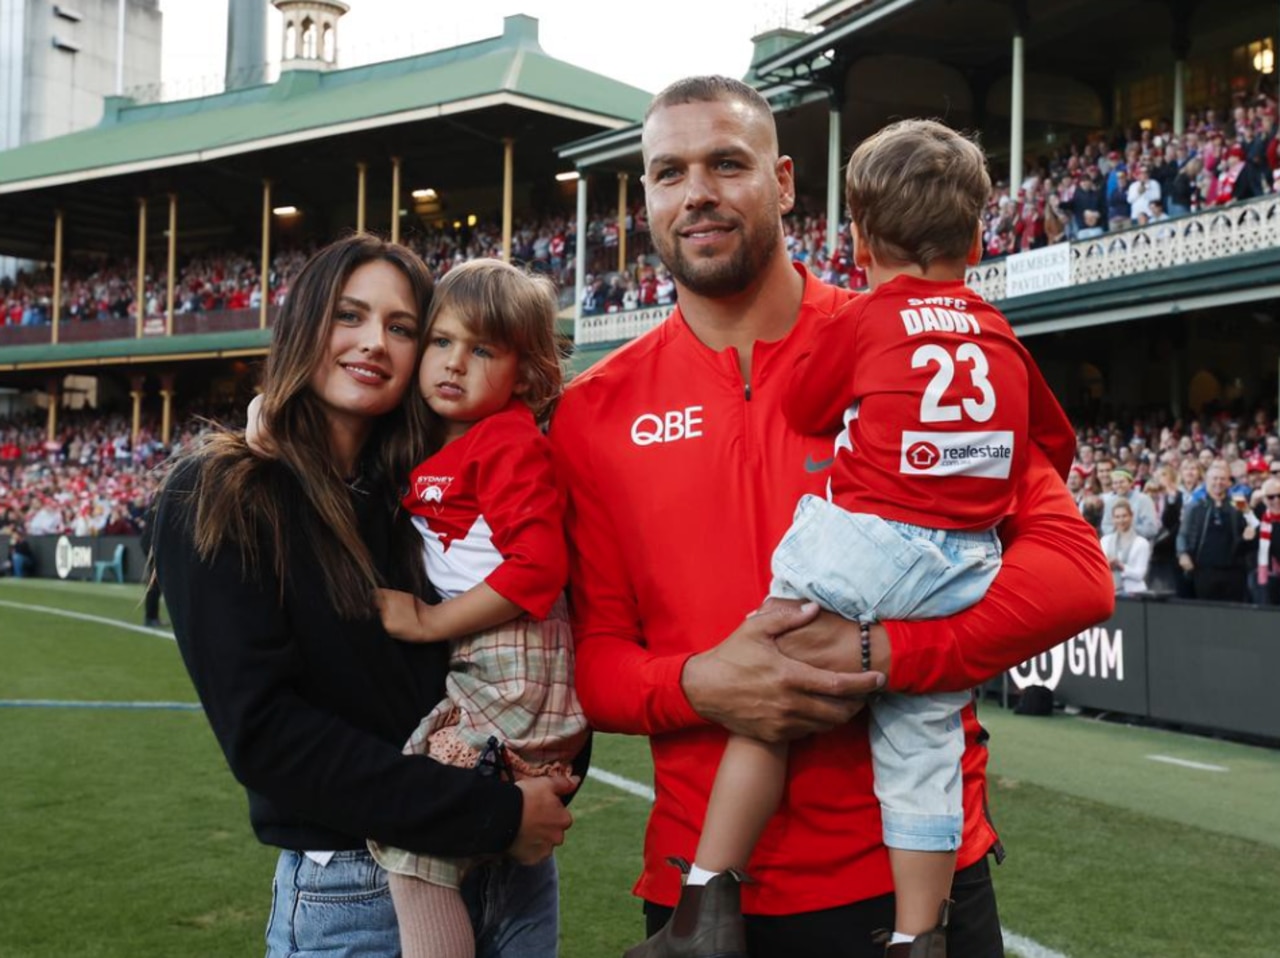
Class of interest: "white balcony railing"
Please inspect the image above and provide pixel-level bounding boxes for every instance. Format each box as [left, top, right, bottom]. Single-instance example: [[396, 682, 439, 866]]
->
[[965, 194, 1280, 305]]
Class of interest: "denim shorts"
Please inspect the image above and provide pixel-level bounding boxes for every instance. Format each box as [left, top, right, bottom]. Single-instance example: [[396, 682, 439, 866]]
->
[[771, 495, 1002, 851]]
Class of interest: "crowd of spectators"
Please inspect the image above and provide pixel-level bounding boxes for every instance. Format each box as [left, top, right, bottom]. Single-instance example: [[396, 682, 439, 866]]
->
[[0, 208, 653, 328], [983, 93, 1280, 258], [7, 399, 1278, 612], [0, 404, 243, 574], [1069, 407, 1280, 606]]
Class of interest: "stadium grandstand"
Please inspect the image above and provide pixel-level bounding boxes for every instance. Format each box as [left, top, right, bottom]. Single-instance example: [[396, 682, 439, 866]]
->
[[2, 0, 1279, 739]]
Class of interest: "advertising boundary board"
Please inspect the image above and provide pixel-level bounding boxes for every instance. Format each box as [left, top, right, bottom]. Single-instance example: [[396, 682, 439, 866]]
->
[[1145, 601, 1280, 740], [999, 596, 1280, 741], [19, 535, 147, 583], [1006, 597, 1148, 715]]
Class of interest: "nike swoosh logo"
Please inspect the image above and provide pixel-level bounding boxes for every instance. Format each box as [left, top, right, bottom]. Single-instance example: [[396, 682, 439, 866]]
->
[[804, 455, 835, 473]]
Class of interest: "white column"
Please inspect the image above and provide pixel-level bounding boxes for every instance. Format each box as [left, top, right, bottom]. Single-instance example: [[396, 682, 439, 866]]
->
[[1173, 60, 1187, 137], [1009, 33, 1025, 194], [574, 172, 588, 333], [115, 0, 126, 95], [826, 101, 842, 261]]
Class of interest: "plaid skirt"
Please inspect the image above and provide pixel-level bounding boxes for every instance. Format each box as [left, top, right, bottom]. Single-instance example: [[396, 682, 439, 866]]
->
[[369, 596, 588, 888]]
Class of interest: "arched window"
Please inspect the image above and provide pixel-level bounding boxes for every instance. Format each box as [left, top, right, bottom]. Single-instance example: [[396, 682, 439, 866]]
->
[[284, 21, 297, 59], [301, 17, 317, 59], [322, 23, 335, 63]]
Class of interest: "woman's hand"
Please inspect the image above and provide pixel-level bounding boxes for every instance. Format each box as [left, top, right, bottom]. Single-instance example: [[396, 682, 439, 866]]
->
[[509, 776, 578, 864], [244, 394, 270, 455]]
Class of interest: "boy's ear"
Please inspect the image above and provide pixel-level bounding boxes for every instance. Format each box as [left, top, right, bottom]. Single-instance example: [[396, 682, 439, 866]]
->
[[851, 222, 873, 269], [966, 221, 983, 266]]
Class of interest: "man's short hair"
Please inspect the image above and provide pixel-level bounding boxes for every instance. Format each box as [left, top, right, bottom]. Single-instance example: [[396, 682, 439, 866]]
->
[[645, 75, 774, 126], [844, 119, 991, 270]]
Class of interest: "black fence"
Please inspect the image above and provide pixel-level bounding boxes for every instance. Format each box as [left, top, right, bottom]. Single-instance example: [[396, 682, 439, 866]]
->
[[997, 595, 1280, 741], [20, 535, 148, 584]]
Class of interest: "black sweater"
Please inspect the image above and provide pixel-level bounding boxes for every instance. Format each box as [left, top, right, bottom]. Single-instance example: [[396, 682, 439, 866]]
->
[[153, 457, 523, 855]]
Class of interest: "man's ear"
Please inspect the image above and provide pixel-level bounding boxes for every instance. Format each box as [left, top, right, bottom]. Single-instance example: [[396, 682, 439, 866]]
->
[[776, 155, 796, 216]]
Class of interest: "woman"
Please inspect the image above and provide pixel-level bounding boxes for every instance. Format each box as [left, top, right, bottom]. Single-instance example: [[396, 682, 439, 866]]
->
[[1145, 464, 1182, 592], [1101, 499, 1150, 595], [152, 235, 577, 958]]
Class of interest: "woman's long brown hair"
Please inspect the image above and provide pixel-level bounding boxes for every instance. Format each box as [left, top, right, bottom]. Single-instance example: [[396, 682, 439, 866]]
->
[[173, 234, 433, 618]]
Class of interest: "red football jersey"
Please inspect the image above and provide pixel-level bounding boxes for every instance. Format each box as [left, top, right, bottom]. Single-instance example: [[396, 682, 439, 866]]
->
[[787, 273, 1074, 529]]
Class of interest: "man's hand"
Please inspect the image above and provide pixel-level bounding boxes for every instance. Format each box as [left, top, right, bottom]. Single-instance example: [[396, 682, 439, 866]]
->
[[681, 601, 884, 744], [1178, 553, 1194, 572], [770, 599, 892, 676], [509, 775, 578, 865], [375, 588, 437, 642]]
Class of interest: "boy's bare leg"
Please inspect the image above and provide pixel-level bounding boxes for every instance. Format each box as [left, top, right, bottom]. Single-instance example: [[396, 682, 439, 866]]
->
[[694, 734, 788, 873], [890, 848, 956, 936]]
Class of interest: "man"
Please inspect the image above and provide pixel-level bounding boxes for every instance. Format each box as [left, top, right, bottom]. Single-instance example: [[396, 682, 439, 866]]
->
[[550, 76, 1112, 957], [1100, 467, 1159, 541], [1243, 477, 1280, 605], [8, 530, 35, 578], [1069, 167, 1105, 233], [1126, 165, 1162, 221], [1177, 461, 1248, 602]]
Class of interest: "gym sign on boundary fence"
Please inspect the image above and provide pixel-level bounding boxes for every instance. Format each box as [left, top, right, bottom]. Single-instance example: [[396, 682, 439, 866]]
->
[[1008, 598, 1148, 715]]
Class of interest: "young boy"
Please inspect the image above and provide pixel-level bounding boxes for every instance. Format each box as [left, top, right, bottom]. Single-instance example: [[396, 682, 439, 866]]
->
[[628, 119, 1075, 958]]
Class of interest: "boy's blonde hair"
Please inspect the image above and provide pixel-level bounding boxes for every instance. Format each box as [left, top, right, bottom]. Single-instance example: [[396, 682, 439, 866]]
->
[[844, 118, 991, 271], [428, 259, 563, 423]]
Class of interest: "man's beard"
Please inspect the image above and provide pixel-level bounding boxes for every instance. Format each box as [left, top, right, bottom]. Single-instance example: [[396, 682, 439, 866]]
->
[[655, 215, 780, 299]]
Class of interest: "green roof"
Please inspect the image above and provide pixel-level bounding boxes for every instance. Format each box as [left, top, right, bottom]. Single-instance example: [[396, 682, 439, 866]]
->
[[0, 329, 271, 370], [0, 15, 650, 194]]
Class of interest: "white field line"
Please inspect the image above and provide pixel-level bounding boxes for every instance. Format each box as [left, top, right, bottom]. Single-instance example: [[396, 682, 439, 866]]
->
[[1146, 754, 1228, 772], [586, 766, 656, 801], [0, 698, 201, 710], [0, 599, 173, 640], [1001, 929, 1072, 958], [588, 763, 1070, 958]]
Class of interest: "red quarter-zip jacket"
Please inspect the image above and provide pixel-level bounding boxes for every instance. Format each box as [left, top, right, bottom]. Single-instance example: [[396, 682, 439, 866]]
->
[[550, 268, 1113, 914]]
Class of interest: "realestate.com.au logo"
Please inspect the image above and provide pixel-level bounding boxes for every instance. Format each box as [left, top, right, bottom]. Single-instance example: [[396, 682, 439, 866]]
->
[[1009, 627, 1125, 691]]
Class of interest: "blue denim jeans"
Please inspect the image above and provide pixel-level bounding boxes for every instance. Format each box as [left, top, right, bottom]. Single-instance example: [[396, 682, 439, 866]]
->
[[264, 850, 558, 958], [265, 850, 398, 958], [463, 856, 559, 958], [771, 495, 1002, 852]]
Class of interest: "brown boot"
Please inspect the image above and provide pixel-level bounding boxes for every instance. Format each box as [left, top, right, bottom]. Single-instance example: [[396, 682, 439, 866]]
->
[[622, 858, 748, 958], [878, 899, 951, 958]]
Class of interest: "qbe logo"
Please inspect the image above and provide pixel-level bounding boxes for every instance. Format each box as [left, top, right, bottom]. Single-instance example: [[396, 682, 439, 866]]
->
[[631, 406, 704, 446], [1010, 627, 1125, 691]]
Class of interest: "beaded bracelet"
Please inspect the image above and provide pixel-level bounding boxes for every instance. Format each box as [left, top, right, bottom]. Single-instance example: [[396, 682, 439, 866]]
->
[[859, 621, 872, 672]]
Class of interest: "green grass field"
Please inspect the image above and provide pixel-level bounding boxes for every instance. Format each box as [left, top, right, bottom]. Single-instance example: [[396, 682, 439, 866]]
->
[[2, 577, 1277, 957]]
